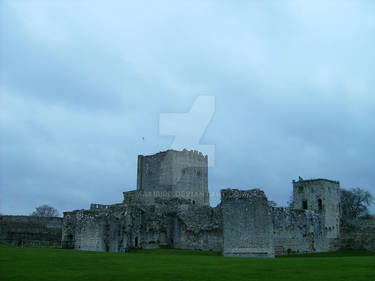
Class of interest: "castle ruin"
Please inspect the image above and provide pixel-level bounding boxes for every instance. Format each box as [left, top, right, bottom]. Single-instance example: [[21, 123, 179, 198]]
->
[[1, 149, 373, 254], [61, 149, 351, 257]]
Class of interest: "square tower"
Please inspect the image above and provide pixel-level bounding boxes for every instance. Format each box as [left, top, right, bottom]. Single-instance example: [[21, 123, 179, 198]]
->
[[293, 178, 340, 250], [136, 149, 209, 206]]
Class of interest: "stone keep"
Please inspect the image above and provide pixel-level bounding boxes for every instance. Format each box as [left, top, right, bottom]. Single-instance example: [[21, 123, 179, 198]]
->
[[221, 189, 274, 257], [293, 178, 340, 251], [135, 149, 209, 206]]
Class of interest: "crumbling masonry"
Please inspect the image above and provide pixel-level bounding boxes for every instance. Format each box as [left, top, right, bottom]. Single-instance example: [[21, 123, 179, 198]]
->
[[0, 149, 373, 254], [62, 150, 356, 257], [61, 149, 372, 257]]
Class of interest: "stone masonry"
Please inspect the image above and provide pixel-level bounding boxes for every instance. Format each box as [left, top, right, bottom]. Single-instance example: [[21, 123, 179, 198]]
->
[[135, 149, 209, 205], [0, 216, 62, 247], [221, 189, 274, 257], [59, 149, 374, 256]]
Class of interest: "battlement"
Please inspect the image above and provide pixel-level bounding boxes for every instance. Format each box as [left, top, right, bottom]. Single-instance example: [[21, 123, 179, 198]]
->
[[139, 149, 207, 162]]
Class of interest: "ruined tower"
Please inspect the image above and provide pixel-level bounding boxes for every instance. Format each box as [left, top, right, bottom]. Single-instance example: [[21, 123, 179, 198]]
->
[[293, 178, 340, 251], [134, 149, 209, 206]]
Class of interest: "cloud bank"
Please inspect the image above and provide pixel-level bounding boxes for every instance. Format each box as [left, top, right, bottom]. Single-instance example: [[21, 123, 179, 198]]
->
[[1, 0, 374, 214]]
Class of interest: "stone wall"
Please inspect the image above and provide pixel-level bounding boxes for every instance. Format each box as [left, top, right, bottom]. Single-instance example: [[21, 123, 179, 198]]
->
[[221, 189, 274, 257], [272, 207, 325, 255], [339, 218, 375, 251], [0, 215, 62, 247], [171, 203, 222, 251], [62, 198, 222, 252], [4, 146, 371, 256], [60, 148, 370, 257], [62, 204, 128, 252]]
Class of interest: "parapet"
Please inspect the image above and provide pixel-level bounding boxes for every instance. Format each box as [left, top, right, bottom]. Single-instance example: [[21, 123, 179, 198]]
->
[[90, 204, 111, 211], [123, 190, 149, 205], [138, 149, 208, 163], [221, 188, 266, 202]]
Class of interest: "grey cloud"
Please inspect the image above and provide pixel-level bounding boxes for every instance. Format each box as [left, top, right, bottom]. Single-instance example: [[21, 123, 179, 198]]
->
[[1, 0, 375, 214]]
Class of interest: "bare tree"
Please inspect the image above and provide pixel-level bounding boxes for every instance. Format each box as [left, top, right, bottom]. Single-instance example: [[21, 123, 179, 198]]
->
[[341, 188, 374, 219], [31, 204, 60, 217], [287, 192, 294, 208], [268, 200, 277, 207]]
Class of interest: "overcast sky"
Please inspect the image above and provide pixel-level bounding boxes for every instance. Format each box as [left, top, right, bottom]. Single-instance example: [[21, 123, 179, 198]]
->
[[1, 0, 374, 215]]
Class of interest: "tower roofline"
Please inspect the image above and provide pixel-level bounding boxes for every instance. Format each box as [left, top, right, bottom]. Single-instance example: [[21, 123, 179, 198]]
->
[[293, 178, 340, 185], [139, 149, 207, 159]]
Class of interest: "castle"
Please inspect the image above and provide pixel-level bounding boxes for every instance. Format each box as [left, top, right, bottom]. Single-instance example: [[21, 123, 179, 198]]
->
[[61, 149, 345, 257]]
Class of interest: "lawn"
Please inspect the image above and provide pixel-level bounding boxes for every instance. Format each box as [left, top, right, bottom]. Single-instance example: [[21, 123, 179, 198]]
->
[[0, 245, 374, 281]]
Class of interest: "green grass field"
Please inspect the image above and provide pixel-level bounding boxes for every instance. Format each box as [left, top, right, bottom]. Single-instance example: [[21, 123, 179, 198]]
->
[[0, 245, 374, 281]]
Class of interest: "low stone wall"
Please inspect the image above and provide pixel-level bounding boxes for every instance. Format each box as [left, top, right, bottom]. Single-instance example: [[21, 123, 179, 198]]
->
[[272, 207, 324, 255], [172, 204, 222, 251], [62, 199, 222, 252], [0, 215, 62, 247], [62, 204, 128, 252], [340, 218, 375, 251]]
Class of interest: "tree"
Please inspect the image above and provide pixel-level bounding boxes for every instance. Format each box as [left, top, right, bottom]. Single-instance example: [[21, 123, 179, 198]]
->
[[287, 192, 294, 208], [31, 204, 60, 217], [268, 200, 277, 207], [341, 188, 374, 219]]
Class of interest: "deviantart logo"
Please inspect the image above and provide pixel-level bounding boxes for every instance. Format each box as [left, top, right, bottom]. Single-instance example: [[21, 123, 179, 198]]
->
[[159, 96, 215, 166]]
